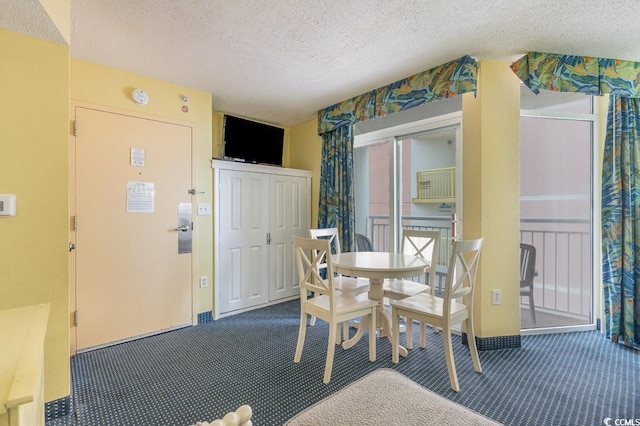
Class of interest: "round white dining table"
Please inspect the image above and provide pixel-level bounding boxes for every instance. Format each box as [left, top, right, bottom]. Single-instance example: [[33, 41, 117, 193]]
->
[[331, 251, 429, 358]]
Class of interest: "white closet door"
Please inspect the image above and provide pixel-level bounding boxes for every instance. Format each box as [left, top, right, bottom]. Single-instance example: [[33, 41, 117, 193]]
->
[[269, 174, 309, 300], [218, 170, 270, 313]]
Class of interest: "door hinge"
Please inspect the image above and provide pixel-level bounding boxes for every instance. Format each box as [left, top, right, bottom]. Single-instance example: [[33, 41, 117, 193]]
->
[[73, 120, 78, 136], [73, 311, 78, 326], [266, 232, 271, 245], [72, 215, 78, 231]]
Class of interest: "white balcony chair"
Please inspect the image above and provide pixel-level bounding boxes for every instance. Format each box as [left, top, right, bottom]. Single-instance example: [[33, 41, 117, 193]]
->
[[309, 228, 370, 342], [383, 229, 440, 348], [391, 238, 483, 392], [293, 236, 377, 384]]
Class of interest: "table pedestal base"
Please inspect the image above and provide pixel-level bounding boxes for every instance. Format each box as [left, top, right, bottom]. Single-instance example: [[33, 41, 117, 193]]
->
[[342, 277, 407, 358]]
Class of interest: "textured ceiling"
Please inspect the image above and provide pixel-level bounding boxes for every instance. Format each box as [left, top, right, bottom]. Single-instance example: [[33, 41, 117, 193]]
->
[[5, 1, 640, 127], [0, 0, 66, 44]]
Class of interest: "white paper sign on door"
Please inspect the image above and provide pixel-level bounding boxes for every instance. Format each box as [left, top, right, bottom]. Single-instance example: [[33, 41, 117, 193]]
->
[[130, 148, 145, 166], [127, 181, 155, 213]]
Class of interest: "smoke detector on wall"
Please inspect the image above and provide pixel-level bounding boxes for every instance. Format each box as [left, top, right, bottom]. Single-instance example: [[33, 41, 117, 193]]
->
[[131, 88, 149, 105]]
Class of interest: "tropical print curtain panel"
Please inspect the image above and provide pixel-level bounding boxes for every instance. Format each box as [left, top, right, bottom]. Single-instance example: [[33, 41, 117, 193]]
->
[[317, 125, 356, 252], [316, 55, 478, 251], [601, 97, 640, 349], [511, 51, 640, 349]]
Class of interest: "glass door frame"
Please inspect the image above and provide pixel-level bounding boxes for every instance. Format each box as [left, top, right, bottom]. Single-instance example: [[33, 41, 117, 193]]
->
[[519, 96, 600, 335]]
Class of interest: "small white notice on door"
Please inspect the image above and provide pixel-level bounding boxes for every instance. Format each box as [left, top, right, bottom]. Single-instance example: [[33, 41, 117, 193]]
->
[[130, 148, 145, 166], [127, 181, 154, 213]]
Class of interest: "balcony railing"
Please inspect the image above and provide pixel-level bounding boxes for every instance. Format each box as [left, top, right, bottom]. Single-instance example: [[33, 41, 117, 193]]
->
[[520, 217, 591, 322], [365, 215, 592, 324], [368, 215, 453, 269]]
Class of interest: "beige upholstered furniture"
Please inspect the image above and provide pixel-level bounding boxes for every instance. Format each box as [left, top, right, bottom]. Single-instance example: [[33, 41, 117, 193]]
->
[[0, 304, 50, 426], [193, 404, 253, 426], [308, 228, 370, 341], [384, 229, 440, 348], [391, 238, 483, 392], [293, 236, 377, 384]]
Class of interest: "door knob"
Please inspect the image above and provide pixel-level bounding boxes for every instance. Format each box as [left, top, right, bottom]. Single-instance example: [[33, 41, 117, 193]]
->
[[176, 225, 190, 232]]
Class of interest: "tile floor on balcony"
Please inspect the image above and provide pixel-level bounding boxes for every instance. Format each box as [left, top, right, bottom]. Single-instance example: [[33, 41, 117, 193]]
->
[[520, 306, 591, 330]]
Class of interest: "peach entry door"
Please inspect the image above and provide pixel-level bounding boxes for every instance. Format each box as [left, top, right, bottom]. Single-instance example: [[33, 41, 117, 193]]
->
[[73, 107, 193, 351]]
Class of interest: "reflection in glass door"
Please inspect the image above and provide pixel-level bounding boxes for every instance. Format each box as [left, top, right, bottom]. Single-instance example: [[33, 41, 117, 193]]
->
[[354, 126, 459, 275], [354, 140, 391, 250]]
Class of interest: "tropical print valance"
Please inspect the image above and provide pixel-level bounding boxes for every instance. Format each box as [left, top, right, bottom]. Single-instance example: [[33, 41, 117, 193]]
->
[[317, 55, 478, 135], [511, 51, 640, 98]]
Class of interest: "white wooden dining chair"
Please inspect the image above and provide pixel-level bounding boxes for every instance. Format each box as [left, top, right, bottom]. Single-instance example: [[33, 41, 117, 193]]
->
[[383, 229, 440, 348], [293, 236, 377, 384], [391, 238, 483, 392], [309, 228, 370, 342]]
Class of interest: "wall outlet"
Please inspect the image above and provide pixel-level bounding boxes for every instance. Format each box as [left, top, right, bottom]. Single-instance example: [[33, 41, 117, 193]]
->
[[492, 289, 502, 305], [199, 276, 208, 288]]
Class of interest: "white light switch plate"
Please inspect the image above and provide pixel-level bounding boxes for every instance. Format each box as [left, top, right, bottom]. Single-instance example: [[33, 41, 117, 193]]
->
[[197, 203, 211, 216]]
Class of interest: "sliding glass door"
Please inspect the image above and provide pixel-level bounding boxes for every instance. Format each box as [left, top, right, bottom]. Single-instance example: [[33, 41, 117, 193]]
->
[[520, 87, 596, 331], [353, 121, 461, 267]]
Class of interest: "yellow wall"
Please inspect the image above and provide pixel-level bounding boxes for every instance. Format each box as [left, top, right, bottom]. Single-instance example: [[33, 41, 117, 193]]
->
[[0, 28, 70, 401], [212, 112, 225, 159], [70, 59, 214, 316], [462, 60, 522, 337], [290, 118, 322, 227]]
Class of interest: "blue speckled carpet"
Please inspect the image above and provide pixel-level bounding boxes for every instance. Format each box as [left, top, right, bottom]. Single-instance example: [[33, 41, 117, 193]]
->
[[47, 300, 639, 425]]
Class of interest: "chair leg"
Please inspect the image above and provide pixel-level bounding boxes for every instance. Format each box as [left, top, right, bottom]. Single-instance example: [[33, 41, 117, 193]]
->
[[323, 323, 337, 384], [308, 292, 317, 326], [406, 318, 413, 349], [294, 311, 307, 363], [369, 309, 376, 362], [465, 319, 482, 374], [419, 321, 427, 349], [342, 321, 350, 343], [529, 286, 536, 325], [442, 325, 459, 392], [391, 307, 400, 363]]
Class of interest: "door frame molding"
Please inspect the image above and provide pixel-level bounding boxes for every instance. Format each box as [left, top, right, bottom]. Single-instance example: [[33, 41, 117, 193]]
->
[[68, 101, 197, 354]]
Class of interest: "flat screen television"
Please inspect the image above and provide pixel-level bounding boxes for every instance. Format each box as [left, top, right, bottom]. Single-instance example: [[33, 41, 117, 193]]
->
[[222, 115, 284, 166]]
